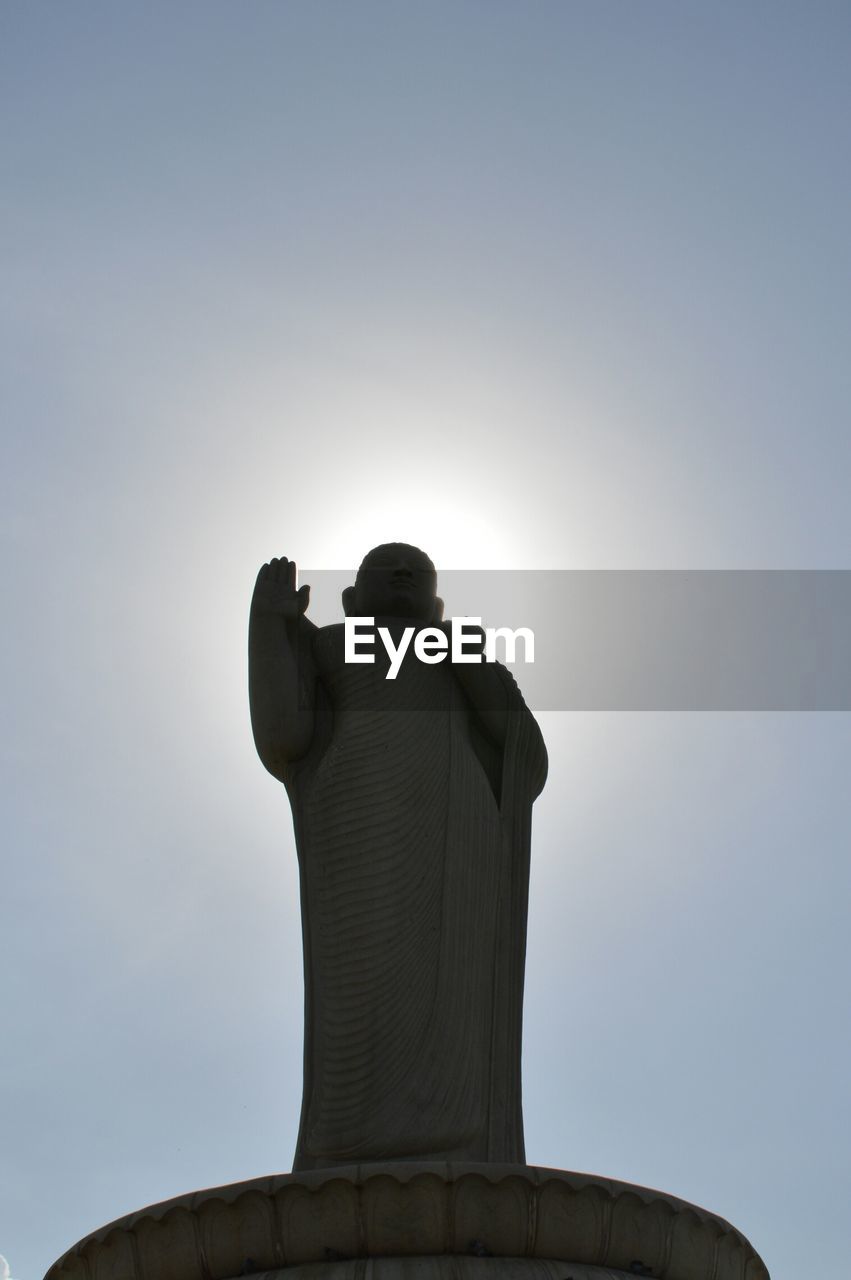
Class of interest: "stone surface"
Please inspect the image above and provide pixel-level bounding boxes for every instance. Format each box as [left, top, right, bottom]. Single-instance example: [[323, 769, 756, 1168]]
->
[[43, 1163, 770, 1280], [249, 547, 548, 1170]]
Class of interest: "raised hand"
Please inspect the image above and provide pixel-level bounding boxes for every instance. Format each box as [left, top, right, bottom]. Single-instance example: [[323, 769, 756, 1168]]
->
[[251, 556, 310, 620], [249, 556, 316, 771]]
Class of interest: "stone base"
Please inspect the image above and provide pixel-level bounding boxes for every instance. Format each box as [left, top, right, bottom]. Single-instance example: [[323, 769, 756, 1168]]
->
[[44, 1164, 769, 1280], [193, 1266, 710, 1279]]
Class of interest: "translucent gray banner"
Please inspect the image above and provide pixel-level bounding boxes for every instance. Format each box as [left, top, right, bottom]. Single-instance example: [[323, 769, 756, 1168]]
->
[[297, 570, 851, 710]]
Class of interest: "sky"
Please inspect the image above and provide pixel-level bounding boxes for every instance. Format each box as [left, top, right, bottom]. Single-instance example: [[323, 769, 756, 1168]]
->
[[2, 3, 849, 1277]]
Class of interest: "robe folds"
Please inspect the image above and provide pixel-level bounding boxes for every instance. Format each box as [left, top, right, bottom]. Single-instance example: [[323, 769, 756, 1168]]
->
[[283, 620, 547, 1171]]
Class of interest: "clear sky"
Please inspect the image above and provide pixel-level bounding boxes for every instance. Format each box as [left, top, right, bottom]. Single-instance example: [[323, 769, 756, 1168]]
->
[[2, 4, 849, 1278]]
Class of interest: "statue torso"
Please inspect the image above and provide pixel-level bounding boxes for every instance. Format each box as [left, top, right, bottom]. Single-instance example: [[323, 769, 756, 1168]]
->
[[292, 622, 505, 1167]]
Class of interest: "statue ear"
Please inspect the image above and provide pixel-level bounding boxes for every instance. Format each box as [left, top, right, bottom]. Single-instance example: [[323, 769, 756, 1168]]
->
[[432, 596, 445, 623], [342, 585, 357, 616]]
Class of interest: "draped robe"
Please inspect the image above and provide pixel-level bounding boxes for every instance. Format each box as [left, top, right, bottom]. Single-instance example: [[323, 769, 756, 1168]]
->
[[282, 620, 547, 1171]]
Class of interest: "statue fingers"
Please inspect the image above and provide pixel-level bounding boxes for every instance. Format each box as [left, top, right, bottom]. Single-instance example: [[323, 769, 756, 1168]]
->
[[269, 556, 295, 586]]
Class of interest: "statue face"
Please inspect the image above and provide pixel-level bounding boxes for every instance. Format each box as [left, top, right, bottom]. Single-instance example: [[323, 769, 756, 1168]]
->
[[353, 544, 438, 621]]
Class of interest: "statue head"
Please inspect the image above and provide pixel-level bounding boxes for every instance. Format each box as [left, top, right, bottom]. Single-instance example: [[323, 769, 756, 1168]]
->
[[342, 543, 444, 623]]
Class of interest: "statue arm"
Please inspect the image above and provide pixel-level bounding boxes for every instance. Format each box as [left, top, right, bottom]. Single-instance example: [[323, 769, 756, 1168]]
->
[[248, 558, 316, 779]]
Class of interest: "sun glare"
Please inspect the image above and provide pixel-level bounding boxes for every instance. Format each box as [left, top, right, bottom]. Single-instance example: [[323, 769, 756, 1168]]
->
[[305, 491, 513, 570]]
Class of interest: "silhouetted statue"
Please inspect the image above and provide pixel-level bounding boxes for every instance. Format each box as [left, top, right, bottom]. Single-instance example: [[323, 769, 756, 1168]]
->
[[249, 545, 547, 1171]]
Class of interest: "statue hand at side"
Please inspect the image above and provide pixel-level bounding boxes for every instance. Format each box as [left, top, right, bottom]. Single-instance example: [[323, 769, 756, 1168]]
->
[[438, 618, 507, 747], [252, 556, 310, 621]]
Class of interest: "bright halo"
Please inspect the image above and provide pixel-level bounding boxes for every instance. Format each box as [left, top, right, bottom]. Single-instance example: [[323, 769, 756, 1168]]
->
[[306, 489, 512, 570]]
